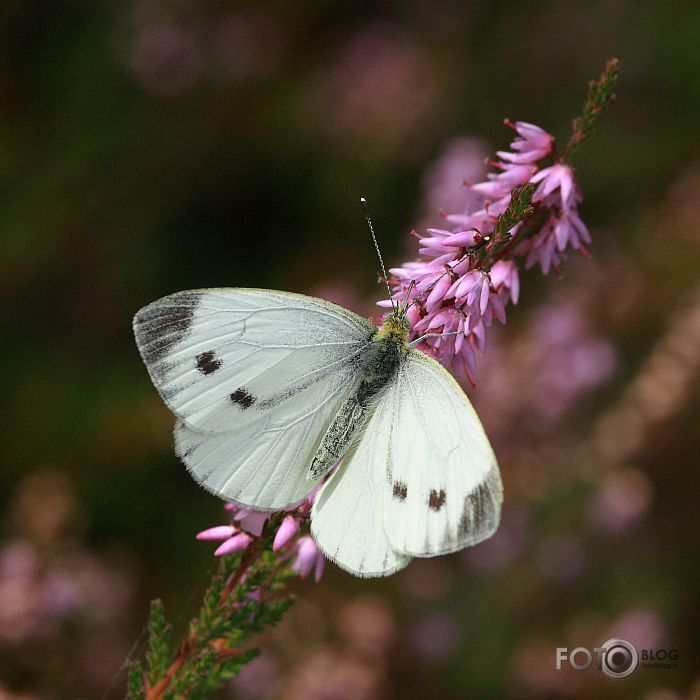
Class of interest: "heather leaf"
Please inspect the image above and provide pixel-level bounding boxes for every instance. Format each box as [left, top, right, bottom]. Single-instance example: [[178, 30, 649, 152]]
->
[[125, 661, 145, 700], [144, 599, 171, 688], [564, 57, 620, 159]]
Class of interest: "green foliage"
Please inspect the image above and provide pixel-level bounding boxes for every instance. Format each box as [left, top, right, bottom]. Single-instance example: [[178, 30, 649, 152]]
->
[[125, 661, 145, 700], [124, 519, 297, 699], [482, 183, 535, 267], [565, 58, 620, 159], [145, 600, 172, 688], [494, 183, 536, 241]]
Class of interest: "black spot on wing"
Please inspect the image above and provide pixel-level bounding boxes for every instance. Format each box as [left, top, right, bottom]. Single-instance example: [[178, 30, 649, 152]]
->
[[230, 388, 256, 409], [135, 293, 200, 366], [196, 350, 222, 375], [458, 481, 495, 536], [392, 481, 408, 501], [428, 489, 446, 512]]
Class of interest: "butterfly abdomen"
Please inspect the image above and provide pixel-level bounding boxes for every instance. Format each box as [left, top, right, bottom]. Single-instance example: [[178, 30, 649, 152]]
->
[[307, 319, 408, 481]]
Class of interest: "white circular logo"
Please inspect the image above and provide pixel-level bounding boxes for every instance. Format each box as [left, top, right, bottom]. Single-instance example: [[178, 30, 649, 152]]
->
[[600, 638, 639, 678]]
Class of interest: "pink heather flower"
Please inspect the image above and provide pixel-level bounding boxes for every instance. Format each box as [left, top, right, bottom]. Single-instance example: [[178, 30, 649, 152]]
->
[[273, 515, 301, 551], [470, 162, 538, 201], [518, 218, 562, 275], [225, 504, 270, 536], [489, 260, 520, 305], [196, 525, 237, 542], [214, 532, 253, 557], [531, 163, 576, 208], [497, 120, 554, 164], [198, 492, 324, 581], [291, 536, 325, 582], [381, 118, 589, 377]]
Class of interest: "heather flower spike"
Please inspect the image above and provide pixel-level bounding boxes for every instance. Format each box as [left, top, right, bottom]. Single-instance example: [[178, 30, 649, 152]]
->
[[382, 59, 618, 380]]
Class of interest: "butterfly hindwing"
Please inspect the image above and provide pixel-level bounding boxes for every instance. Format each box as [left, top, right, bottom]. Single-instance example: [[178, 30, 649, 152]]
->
[[310, 392, 412, 577], [382, 350, 503, 557]]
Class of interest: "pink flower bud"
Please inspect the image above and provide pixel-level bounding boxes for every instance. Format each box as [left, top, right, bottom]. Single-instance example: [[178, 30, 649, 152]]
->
[[273, 516, 300, 551], [214, 532, 253, 556], [196, 525, 237, 541], [292, 536, 323, 579]]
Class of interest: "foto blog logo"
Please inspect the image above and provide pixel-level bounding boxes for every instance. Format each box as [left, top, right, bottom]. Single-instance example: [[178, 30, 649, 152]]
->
[[556, 638, 679, 679]]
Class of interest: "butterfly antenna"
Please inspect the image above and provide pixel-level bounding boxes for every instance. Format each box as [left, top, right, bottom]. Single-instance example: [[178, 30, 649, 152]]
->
[[404, 263, 454, 313], [404, 230, 489, 313], [360, 197, 396, 311]]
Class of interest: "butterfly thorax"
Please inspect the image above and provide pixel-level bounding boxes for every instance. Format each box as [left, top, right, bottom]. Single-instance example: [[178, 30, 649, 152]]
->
[[358, 313, 409, 401], [375, 311, 410, 345], [307, 312, 409, 481]]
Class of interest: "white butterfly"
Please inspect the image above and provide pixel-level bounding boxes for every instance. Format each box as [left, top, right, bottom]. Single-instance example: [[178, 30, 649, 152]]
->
[[133, 284, 503, 577]]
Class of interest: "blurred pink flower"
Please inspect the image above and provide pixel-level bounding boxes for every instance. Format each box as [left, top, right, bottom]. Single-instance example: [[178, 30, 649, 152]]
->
[[313, 26, 437, 153], [0, 540, 133, 644], [128, 22, 203, 94], [230, 653, 279, 699], [291, 536, 324, 582], [535, 534, 585, 582], [464, 506, 531, 571], [336, 595, 396, 656], [588, 468, 652, 534], [418, 138, 489, 230], [607, 608, 667, 650], [408, 613, 460, 661]]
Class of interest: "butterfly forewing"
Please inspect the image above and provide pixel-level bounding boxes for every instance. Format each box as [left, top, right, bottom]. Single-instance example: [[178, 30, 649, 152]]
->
[[134, 288, 377, 509], [133, 289, 376, 432]]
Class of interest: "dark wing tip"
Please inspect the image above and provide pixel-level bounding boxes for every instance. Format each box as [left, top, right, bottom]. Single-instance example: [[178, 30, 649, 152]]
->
[[133, 292, 201, 366]]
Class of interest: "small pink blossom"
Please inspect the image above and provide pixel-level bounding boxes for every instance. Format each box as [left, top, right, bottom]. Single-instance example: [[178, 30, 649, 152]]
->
[[225, 505, 270, 536], [214, 533, 253, 557], [291, 536, 325, 582], [273, 516, 300, 551], [196, 525, 237, 542], [531, 163, 577, 208], [198, 493, 324, 582], [470, 162, 537, 200], [489, 261, 520, 304], [497, 120, 554, 164], [518, 218, 562, 274]]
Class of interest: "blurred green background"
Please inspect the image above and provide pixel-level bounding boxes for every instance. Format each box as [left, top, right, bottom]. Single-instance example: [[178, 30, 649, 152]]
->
[[1, 1, 699, 698]]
